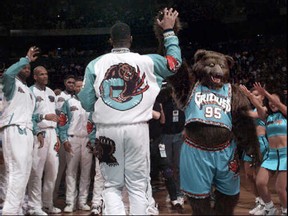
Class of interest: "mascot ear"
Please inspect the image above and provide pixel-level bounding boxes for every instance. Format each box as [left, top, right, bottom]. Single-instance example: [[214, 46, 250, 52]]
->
[[225, 55, 235, 69], [194, 49, 207, 63]]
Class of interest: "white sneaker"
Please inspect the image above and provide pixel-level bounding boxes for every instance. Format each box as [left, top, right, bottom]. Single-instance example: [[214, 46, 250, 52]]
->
[[177, 196, 184, 206], [64, 204, 76, 213], [78, 203, 91, 211], [146, 203, 159, 215], [43, 206, 62, 214], [171, 199, 184, 209], [254, 204, 266, 215], [281, 207, 287, 216], [27, 208, 48, 215], [91, 205, 102, 215], [249, 203, 263, 215], [264, 207, 278, 215]]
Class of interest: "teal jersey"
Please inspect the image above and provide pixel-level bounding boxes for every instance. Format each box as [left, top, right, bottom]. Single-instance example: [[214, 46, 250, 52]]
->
[[185, 82, 232, 130]]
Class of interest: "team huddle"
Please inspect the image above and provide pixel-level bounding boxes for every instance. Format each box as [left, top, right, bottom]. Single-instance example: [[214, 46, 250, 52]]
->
[[0, 7, 287, 216]]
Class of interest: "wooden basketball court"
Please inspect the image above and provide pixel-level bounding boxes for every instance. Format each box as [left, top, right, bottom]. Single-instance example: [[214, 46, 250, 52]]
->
[[53, 162, 279, 215], [0, 150, 280, 215]]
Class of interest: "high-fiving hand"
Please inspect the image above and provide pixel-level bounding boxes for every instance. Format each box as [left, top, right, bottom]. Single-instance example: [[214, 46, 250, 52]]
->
[[157, 8, 179, 30]]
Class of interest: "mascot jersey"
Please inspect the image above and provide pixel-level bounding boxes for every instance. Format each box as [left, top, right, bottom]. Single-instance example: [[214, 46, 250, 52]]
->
[[185, 81, 232, 130], [78, 36, 181, 125]]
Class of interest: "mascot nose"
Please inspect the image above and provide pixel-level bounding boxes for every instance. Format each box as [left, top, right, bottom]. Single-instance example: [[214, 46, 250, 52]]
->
[[213, 65, 224, 76]]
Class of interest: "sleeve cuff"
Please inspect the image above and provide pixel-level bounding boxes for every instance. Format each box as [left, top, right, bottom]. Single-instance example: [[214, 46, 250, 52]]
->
[[163, 30, 175, 39]]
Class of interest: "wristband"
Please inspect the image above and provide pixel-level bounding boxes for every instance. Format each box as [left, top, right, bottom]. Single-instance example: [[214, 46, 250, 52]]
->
[[163, 28, 173, 33], [40, 114, 46, 121], [163, 31, 175, 38], [25, 56, 31, 62]]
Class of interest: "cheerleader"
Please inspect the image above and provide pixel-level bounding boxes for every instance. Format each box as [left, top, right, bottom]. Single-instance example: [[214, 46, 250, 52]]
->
[[248, 82, 287, 215], [239, 85, 269, 215]]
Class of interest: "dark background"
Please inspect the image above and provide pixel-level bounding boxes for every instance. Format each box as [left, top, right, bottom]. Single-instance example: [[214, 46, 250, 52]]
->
[[0, 0, 286, 54], [0, 0, 286, 89]]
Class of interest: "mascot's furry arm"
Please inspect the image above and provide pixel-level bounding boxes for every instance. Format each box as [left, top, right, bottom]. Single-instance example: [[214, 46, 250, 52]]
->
[[166, 61, 193, 110], [231, 85, 261, 165]]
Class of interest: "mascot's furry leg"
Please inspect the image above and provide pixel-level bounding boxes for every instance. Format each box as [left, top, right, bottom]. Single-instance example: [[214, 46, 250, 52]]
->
[[188, 197, 213, 215], [213, 190, 239, 215]]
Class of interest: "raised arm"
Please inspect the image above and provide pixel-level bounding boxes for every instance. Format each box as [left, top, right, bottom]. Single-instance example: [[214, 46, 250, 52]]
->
[[254, 82, 287, 117], [148, 8, 182, 80], [239, 84, 267, 120], [3, 46, 40, 100]]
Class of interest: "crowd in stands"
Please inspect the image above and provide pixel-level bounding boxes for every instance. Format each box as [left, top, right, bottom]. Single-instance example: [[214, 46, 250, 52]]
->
[[0, 0, 286, 92], [1, 0, 285, 32], [4, 34, 282, 93], [1, 0, 155, 32]]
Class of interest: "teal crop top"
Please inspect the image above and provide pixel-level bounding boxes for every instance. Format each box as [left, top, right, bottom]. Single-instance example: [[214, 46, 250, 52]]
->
[[266, 112, 287, 138]]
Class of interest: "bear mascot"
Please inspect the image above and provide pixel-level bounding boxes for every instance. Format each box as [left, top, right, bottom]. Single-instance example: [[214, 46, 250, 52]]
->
[[153, 9, 261, 215]]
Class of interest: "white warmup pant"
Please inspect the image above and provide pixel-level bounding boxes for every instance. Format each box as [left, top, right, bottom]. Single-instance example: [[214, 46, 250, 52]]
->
[[98, 123, 150, 215], [53, 140, 67, 202], [91, 157, 104, 208], [146, 143, 157, 210], [0, 130, 7, 202], [65, 136, 92, 206], [2, 126, 33, 215], [27, 128, 59, 209]]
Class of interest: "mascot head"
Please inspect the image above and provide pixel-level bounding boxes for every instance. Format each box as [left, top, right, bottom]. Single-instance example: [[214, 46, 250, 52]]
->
[[192, 49, 235, 89]]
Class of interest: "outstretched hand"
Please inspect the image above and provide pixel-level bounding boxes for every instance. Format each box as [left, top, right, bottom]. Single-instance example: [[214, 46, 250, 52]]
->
[[157, 8, 179, 30], [26, 46, 40, 62], [239, 84, 252, 98], [253, 82, 266, 96]]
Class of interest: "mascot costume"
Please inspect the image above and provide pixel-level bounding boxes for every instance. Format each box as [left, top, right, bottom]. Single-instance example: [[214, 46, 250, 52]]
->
[[154, 9, 261, 215]]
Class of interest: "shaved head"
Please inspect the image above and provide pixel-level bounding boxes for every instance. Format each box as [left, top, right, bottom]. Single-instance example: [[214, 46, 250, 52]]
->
[[33, 66, 46, 75], [33, 66, 48, 88]]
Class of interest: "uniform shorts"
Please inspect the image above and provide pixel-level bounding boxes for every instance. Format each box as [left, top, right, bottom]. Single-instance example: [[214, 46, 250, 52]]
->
[[180, 137, 240, 198]]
